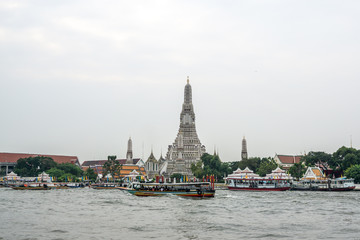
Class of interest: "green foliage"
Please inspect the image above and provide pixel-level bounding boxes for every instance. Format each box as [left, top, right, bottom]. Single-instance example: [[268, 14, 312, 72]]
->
[[103, 155, 122, 180], [85, 168, 98, 182], [59, 173, 78, 182], [14, 156, 57, 177], [57, 163, 83, 177], [46, 168, 65, 178], [230, 157, 276, 176], [288, 163, 306, 180], [302, 151, 332, 167], [170, 173, 183, 182], [257, 158, 278, 177], [13, 156, 85, 181], [344, 165, 360, 184], [298, 147, 360, 175], [331, 147, 360, 172], [190, 153, 232, 182], [231, 157, 262, 173], [190, 161, 203, 179]]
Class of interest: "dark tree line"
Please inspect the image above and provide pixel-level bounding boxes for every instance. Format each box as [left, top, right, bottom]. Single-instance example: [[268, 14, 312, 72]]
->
[[300, 146, 360, 182], [14, 156, 97, 182]]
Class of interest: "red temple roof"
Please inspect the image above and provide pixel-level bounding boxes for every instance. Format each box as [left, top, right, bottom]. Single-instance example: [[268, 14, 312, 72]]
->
[[0, 152, 80, 165]]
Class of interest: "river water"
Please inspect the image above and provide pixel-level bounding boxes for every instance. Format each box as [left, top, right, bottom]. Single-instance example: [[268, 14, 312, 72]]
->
[[0, 188, 359, 240]]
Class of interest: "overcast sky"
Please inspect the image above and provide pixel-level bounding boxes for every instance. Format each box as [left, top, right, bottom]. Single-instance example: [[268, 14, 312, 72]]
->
[[1, 1, 359, 163]]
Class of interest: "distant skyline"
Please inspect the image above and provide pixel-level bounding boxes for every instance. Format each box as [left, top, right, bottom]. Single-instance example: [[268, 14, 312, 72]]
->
[[1, 1, 359, 163]]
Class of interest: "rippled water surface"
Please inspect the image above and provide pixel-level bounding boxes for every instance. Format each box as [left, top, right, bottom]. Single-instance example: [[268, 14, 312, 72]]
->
[[1, 188, 359, 240]]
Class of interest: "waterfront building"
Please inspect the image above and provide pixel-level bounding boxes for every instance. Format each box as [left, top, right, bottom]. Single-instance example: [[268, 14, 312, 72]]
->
[[241, 136, 248, 160], [0, 152, 80, 176], [81, 138, 146, 179], [163, 77, 206, 177], [274, 154, 303, 170], [301, 167, 326, 180], [82, 159, 146, 179], [144, 151, 159, 179]]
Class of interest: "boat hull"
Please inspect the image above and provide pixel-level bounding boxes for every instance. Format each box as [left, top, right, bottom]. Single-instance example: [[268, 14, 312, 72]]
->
[[12, 187, 50, 190], [92, 187, 117, 189], [126, 189, 215, 197], [228, 186, 290, 191], [291, 186, 355, 191]]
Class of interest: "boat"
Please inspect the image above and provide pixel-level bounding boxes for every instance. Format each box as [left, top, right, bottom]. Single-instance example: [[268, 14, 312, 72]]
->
[[225, 167, 291, 191], [226, 178, 291, 191], [49, 185, 69, 190], [91, 183, 118, 189], [12, 183, 51, 190], [120, 182, 215, 197], [291, 178, 355, 191], [66, 183, 85, 188], [291, 167, 355, 191]]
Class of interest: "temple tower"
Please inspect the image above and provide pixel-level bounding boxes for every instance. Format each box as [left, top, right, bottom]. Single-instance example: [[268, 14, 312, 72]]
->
[[165, 77, 206, 177], [241, 136, 248, 160], [126, 137, 133, 164], [145, 150, 159, 179]]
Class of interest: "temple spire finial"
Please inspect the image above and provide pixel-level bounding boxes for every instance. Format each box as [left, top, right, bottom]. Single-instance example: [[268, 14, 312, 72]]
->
[[187, 76, 189, 84]]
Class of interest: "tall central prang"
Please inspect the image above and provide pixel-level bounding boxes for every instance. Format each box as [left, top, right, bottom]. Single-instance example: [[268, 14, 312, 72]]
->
[[164, 77, 206, 177]]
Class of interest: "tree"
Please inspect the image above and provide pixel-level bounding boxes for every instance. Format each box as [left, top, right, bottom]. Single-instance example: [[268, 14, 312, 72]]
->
[[190, 153, 232, 182], [288, 163, 306, 180], [57, 163, 83, 177], [231, 157, 262, 173], [60, 173, 78, 182], [170, 173, 183, 182], [190, 161, 203, 179], [103, 155, 122, 182], [257, 158, 278, 177], [332, 146, 360, 172], [302, 151, 332, 167], [46, 168, 65, 179], [344, 165, 360, 184], [84, 168, 98, 182], [14, 156, 57, 177]]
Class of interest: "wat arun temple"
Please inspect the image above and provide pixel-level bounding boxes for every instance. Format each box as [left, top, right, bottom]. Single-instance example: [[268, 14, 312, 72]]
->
[[162, 77, 206, 178]]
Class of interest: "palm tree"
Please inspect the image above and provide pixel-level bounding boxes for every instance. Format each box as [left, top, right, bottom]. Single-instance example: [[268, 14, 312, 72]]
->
[[103, 155, 122, 183]]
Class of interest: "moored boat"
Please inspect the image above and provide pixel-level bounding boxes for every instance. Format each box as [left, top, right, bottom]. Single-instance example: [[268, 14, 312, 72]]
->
[[226, 178, 291, 191], [12, 183, 50, 190], [291, 167, 355, 191], [292, 178, 355, 191], [225, 167, 291, 191], [91, 183, 118, 189], [121, 182, 215, 197]]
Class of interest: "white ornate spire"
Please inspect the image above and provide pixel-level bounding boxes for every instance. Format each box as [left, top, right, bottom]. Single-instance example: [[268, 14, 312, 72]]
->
[[165, 77, 206, 177], [241, 136, 248, 160], [126, 137, 133, 164]]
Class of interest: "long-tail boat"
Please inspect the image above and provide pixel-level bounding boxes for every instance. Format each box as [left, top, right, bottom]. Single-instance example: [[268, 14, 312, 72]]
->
[[120, 182, 215, 197]]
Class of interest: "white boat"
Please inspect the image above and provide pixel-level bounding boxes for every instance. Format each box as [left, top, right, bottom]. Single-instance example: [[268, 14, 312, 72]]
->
[[225, 167, 291, 191]]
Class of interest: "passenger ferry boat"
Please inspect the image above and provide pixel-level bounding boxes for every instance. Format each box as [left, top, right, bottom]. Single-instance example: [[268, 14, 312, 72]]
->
[[121, 182, 215, 197], [225, 167, 291, 191], [291, 167, 355, 191], [292, 178, 355, 191]]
